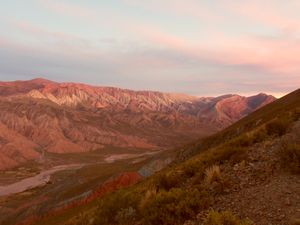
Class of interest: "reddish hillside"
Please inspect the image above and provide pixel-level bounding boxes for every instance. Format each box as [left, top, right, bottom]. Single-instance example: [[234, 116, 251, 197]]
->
[[0, 78, 276, 170], [15, 172, 142, 225]]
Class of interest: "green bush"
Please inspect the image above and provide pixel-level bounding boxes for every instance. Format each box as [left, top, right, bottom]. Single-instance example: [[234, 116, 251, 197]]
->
[[203, 211, 252, 225], [141, 188, 210, 225]]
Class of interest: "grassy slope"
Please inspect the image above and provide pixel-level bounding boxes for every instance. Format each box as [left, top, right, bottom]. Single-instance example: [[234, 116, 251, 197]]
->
[[34, 89, 300, 225]]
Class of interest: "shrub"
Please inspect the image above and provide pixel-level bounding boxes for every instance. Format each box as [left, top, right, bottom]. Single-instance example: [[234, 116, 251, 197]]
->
[[290, 219, 300, 225], [266, 119, 289, 136], [141, 188, 211, 225], [229, 128, 267, 148], [155, 172, 182, 191], [115, 207, 137, 225], [139, 188, 157, 209], [202, 165, 231, 194], [291, 108, 300, 122], [182, 160, 205, 177], [279, 142, 300, 173], [94, 189, 141, 225], [203, 211, 252, 225], [232, 134, 254, 147], [212, 146, 248, 165], [65, 212, 94, 225], [249, 128, 268, 143], [204, 165, 221, 185]]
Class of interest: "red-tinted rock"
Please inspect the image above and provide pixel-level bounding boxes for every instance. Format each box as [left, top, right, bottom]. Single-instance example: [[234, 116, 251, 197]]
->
[[0, 78, 276, 170]]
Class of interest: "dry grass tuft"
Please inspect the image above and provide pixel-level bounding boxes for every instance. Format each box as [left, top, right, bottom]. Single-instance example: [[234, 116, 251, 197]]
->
[[203, 210, 252, 225], [139, 188, 157, 209], [204, 165, 221, 185]]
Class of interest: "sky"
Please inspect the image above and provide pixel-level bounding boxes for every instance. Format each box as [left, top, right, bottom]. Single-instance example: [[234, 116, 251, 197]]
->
[[0, 0, 299, 97]]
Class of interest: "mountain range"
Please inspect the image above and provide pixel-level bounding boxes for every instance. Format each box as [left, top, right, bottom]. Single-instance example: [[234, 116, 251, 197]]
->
[[0, 78, 275, 170]]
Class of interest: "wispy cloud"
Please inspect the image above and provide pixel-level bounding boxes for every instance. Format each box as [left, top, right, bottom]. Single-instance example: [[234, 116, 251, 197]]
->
[[0, 0, 299, 96]]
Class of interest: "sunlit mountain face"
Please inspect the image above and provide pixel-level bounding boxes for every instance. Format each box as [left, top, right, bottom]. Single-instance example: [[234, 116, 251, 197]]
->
[[0, 78, 275, 170]]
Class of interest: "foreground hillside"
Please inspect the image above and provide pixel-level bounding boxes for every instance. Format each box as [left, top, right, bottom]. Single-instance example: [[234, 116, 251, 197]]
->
[[0, 78, 275, 170], [35, 88, 299, 225]]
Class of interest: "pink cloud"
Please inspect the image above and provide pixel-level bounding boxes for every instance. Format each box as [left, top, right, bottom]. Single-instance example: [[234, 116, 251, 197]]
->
[[7, 0, 300, 84], [122, 22, 300, 78], [220, 35, 300, 71], [11, 16, 300, 79], [127, 23, 300, 77], [118, 1, 300, 76]]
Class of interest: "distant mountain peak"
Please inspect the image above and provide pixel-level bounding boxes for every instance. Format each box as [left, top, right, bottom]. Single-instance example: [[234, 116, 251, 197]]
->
[[28, 77, 56, 84], [255, 92, 271, 97]]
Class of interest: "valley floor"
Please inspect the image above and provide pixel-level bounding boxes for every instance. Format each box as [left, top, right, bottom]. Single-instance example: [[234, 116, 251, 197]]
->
[[0, 147, 171, 225]]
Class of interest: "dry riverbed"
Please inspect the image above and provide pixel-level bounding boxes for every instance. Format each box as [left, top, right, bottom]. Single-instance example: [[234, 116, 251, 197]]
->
[[0, 164, 83, 196]]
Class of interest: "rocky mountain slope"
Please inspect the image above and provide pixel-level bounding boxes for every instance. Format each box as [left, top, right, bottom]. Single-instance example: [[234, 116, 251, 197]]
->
[[0, 78, 275, 170]]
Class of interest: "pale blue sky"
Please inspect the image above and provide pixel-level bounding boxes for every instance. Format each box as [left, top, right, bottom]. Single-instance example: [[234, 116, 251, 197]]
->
[[0, 0, 299, 96]]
